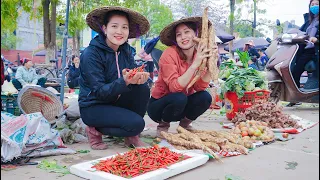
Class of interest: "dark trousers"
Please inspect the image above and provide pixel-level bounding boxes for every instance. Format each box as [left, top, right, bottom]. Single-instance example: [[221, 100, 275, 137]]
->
[[146, 61, 154, 73], [12, 77, 47, 90], [80, 84, 150, 137], [147, 91, 212, 123], [293, 47, 316, 87]]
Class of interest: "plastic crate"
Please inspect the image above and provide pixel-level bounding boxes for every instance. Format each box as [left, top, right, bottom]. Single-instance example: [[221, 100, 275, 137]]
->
[[1, 93, 22, 116], [225, 90, 270, 120]]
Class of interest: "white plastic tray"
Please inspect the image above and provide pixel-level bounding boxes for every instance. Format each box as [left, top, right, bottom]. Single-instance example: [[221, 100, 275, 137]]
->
[[70, 151, 209, 180]]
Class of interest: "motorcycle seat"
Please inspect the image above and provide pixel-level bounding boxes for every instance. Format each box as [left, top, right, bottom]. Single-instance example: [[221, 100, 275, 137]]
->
[[49, 59, 58, 63]]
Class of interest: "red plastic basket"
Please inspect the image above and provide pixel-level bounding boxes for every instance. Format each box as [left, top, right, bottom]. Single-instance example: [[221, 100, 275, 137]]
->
[[225, 90, 270, 120]]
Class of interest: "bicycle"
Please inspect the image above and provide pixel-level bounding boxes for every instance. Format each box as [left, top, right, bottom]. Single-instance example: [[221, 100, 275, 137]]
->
[[35, 48, 73, 83]]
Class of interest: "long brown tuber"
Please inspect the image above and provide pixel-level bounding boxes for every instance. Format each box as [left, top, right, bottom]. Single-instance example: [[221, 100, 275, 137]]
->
[[161, 131, 223, 162]]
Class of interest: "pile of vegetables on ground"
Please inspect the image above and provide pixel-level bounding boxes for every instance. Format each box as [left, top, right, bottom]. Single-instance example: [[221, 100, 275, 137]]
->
[[161, 126, 253, 162], [218, 59, 268, 99], [231, 102, 301, 129], [231, 120, 275, 142], [92, 145, 190, 178]]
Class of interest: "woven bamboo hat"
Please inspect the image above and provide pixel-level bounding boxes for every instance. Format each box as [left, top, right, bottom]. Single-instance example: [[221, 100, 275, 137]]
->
[[18, 86, 63, 124], [86, 6, 150, 39], [160, 16, 212, 46]]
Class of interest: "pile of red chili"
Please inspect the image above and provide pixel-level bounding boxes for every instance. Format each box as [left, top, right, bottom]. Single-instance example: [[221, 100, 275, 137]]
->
[[92, 145, 191, 178], [127, 64, 145, 79]]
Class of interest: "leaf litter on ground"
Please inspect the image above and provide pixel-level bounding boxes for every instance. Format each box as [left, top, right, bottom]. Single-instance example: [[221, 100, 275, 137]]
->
[[285, 161, 298, 170], [225, 174, 244, 180], [76, 150, 90, 153], [37, 160, 70, 176]]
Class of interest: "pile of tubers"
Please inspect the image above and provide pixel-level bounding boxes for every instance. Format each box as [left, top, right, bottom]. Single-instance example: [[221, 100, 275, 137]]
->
[[161, 126, 253, 162], [232, 102, 301, 129]]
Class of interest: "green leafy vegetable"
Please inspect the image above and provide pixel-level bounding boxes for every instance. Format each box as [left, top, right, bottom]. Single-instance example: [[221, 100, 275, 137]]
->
[[236, 49, 250, 68], [37, 160, 70, 176], [219, 68, 268, 98]]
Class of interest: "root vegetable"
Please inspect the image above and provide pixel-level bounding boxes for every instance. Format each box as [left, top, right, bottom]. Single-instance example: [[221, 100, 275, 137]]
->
[[220, 142, 249, 155], [176, 126, 203, 143], [232, 102, 301, 129], [207, 25, 219, 84], [195, 133, 228, 145], [160, 131, 223, 162], [202, 142, 221, 152]]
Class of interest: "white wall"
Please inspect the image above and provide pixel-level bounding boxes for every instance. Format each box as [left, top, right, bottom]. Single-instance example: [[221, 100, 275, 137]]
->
[[82, 27, 92, 48]]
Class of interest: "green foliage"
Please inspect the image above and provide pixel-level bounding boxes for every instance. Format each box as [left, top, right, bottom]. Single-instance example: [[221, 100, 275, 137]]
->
[[219, 67, 268, 98], [233, 21, 265, 37], [228, 0, 270, 37], [1, 31, 21, 50], [1, 0, 33, 33], [57, 0, 173, 38]]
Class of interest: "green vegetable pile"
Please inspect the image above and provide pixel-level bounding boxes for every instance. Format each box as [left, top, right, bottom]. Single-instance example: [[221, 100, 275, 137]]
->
[[218, 58, 268, 99]]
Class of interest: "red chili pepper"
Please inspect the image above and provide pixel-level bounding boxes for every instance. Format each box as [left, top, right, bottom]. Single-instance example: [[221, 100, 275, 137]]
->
[[91, 146, 188, 178]]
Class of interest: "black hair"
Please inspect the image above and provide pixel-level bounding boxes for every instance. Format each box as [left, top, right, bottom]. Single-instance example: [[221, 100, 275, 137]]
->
[[103, 10, 130, 26], [72, 55, 79, 61]]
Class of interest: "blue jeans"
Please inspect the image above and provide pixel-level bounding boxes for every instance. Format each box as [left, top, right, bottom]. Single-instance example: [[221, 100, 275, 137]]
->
[[80, 84, 150, 137], [147, 91, 212, 123], [12, 77, 47, 90]]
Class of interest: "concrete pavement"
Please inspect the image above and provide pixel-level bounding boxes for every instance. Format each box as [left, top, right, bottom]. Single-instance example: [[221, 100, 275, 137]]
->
[[1, 104, 319, 180]]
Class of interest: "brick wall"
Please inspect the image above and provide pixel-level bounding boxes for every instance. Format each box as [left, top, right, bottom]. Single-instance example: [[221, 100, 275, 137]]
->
[[1, 49, 45, 64]]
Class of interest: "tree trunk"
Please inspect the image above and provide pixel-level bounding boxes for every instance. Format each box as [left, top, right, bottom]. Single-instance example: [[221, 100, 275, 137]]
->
[[50, 0, 57, 60], [43, 0, 51, 63], [252, 0, 257, 37], [76, 30, 81, 56], [72, 35, 76, 55], [229, 0, 235, 58], [46, 45, 56, 64], [42, 0, 57, 63]]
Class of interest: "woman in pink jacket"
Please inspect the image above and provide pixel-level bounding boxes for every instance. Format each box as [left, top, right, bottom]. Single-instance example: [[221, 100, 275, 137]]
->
[[147, 17, 217, 138]]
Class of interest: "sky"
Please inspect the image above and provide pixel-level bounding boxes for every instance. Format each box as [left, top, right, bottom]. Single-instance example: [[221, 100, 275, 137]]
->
[[215, 0, 311, 38], [260, 0, 310, 27]]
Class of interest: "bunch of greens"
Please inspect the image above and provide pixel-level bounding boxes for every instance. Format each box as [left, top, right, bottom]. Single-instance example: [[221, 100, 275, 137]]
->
[[220, 68, 268, 98], [236, 49, 250, 68], [219, 59, 238, 80]]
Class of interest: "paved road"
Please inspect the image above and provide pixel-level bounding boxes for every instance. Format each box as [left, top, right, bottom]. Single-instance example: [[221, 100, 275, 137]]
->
[[1, 104, 319, 180]]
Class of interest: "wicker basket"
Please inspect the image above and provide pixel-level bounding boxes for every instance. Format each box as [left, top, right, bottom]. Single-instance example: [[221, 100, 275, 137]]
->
[[18, 86, 63, 124]]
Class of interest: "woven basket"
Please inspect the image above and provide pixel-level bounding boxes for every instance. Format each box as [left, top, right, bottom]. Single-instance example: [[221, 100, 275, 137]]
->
[[18, 86, 63, 124]]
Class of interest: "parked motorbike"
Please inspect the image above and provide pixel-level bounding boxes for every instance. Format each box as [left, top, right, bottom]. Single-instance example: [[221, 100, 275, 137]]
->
[[1, 54, 18, 79], [265, 29, 319, 104]]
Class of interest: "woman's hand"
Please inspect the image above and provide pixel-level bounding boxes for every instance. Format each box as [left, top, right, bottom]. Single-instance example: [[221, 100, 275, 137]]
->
[[310, 37, 318, 43], [122, 69, 149, 85], [74, 62, 80, 68], [191, 40, 212, 69]]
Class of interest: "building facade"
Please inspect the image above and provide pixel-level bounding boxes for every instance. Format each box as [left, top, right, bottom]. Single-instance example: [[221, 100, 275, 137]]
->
[[15, 11, 44, 51]]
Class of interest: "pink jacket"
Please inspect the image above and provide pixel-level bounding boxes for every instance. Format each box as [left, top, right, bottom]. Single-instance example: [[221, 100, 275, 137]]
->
[[151, 46, 209, 99]]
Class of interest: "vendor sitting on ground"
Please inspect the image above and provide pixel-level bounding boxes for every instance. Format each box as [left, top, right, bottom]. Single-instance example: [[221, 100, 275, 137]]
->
[[67, 55, 80, 89], [79, 6, 151, 149], [147, 17, 216, 138], [12, 58, 46, 90]]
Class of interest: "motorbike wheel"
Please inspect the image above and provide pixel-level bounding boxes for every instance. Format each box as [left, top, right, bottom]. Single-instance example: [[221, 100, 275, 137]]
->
[[268, 82, 281, 103]]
